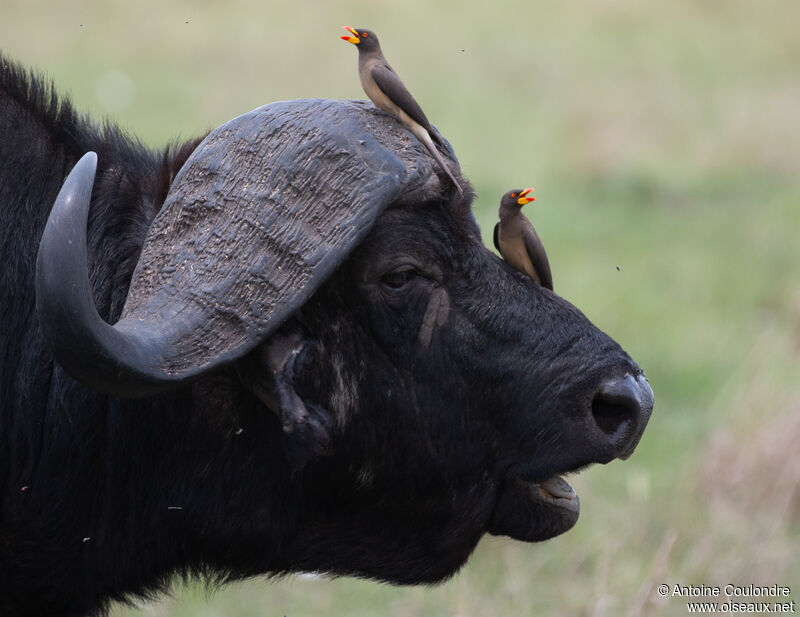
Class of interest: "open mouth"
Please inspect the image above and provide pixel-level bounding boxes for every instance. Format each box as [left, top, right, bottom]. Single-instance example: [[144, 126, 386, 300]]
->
[[340, 26, 361, 45], [487, 467, 587, 543]]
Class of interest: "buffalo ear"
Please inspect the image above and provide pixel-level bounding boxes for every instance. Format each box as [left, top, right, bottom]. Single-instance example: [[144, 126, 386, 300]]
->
[[236, 326, 333, 468], [37, 99, 451, 396]]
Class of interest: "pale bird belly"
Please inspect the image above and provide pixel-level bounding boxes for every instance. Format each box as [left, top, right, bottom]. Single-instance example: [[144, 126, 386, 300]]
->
[[362, 77, 401, 118], [360, 77, 427, 139], [498, 228, 541, 284]]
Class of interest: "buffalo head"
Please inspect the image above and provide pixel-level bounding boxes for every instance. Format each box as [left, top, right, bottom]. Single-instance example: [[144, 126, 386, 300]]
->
[[35, 99, 652, 585]]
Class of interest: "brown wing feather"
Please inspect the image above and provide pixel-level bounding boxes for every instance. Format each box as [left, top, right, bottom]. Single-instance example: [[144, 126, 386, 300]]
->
[[370, 64, 435, 134], [520, 218, 553, 291]]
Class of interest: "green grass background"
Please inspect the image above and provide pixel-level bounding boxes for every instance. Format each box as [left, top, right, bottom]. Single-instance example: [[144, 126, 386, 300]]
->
[[3, 0, 799, 615]]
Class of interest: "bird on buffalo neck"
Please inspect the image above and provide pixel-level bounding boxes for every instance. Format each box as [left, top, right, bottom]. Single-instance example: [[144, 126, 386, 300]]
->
[[340, 26, 463, 195], [493, 188, 553, 291]]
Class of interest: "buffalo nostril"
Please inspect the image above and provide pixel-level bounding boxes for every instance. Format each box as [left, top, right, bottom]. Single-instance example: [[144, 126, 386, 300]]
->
[[591, 374, 645, 440]]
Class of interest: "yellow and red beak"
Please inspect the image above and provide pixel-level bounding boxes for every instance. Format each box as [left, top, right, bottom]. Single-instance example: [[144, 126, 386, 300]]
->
[[340, 26, 360, 44], [517, 188, 535, 205]]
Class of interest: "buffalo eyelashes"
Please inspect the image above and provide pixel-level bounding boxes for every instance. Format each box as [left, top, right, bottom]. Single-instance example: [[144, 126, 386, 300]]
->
[[381, 266, 416, 291]]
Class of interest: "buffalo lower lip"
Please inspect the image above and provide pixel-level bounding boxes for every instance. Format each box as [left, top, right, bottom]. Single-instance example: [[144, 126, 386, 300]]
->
[[534, 475, 579, 511]]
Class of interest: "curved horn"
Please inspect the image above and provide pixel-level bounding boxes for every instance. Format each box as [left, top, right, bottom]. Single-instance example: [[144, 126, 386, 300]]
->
[[36, 99, 456, 396], [36, 152, 168, 395]]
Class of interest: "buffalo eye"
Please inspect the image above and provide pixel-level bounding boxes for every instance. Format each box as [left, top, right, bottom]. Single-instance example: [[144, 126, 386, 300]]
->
[[381, 266, 417, 292]]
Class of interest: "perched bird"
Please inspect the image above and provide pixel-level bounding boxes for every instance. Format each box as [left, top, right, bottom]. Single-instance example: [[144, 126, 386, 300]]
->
[[493, 188, 553, 290], [340, 26, 463, 195]]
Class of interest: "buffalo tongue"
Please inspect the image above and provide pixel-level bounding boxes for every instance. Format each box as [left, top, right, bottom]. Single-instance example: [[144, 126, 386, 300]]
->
[[539, 475, 576, 500]]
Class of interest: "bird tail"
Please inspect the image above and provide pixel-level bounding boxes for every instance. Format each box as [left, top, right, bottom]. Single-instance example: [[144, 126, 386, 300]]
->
[[413, 126, 464, 196], [428, 127, 446, 149]]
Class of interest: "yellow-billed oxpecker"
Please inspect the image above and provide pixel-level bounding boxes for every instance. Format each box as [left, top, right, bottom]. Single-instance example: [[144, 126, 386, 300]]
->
[[493, 188, 553, 291], [340, 26, 463, 195]]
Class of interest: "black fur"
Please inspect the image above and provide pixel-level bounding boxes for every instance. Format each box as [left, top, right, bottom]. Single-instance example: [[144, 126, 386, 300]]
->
[[0, 55, 650, 616]]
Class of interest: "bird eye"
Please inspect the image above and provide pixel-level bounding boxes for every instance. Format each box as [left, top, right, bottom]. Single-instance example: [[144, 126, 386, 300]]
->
[[511, 193, 517, 198], [362, 32, 368, 37]]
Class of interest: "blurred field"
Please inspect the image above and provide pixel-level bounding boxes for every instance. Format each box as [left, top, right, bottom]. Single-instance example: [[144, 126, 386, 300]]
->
[[3, 0, 799, 615]]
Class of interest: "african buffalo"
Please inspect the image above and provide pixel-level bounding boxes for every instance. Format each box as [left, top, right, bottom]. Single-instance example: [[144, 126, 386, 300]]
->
[[0, 55, 653, 616]]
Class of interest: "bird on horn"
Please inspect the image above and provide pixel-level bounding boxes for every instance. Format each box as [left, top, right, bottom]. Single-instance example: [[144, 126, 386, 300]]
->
[[340, 26, 463, 195]]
